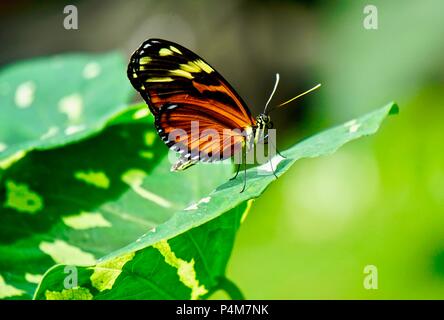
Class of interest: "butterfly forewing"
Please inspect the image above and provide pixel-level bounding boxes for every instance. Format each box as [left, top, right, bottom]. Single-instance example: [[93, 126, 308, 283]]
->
[[128, 38, 255, 165]]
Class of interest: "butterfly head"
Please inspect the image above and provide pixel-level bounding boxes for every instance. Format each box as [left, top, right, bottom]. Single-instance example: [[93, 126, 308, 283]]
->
[[256, 113, 273, 130], [253, 113, 273, 146]]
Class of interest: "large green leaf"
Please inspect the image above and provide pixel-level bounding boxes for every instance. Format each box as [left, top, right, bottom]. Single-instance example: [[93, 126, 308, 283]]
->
[[0, 53, 134, 164], [33, 102, 398, 300], [0, 114, 231, 299], [34, 202, 250, 300]]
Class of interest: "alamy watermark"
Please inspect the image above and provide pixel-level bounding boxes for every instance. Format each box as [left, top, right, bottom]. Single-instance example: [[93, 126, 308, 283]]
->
[[363, 5, 378, 30], [363, 264, 378, 290], [64, 265, 78, 289], [63, 5, 78, 30]]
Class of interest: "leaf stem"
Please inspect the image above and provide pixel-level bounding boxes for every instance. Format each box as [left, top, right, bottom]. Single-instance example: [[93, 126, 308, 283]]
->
[[217, 277, 245, 300]]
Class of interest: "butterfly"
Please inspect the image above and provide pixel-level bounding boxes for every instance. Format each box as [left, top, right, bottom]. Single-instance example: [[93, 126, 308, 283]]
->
[[127, 38, 320, 192]]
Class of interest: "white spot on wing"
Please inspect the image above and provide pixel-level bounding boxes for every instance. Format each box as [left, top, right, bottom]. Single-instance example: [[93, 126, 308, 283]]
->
[[15, 81, 36, 108], [0, 143, 7, 153]]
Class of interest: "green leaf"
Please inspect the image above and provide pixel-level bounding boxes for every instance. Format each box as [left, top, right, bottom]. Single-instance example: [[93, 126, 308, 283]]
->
[[32, 102, 398, 300], [34, 202, 249, 300], [0, 53, 134, 165], [0, 114, 231, 299]]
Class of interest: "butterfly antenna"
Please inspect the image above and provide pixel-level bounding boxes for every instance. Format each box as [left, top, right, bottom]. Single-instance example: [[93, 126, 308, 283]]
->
[[276, 83, 322, 109], [263, 73, 280, 115]]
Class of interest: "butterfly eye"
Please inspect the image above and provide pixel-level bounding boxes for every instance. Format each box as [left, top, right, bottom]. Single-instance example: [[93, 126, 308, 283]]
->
[[268, 121, 274, 129]]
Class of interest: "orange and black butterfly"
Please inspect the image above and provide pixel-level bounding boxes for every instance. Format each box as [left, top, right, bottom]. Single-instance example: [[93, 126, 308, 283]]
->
[[128, 38, 319, 192]]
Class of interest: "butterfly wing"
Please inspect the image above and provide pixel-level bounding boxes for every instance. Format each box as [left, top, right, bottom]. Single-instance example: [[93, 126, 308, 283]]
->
[[128, 39, 255, 168], [156, 102, 248, 165]]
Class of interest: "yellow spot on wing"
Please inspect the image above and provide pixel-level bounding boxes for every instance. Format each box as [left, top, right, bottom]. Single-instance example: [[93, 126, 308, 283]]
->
[[0, 275, 25, 299], [139, 56, 151, 65], [159, 48, 173, 56], [63, 211, 112, 230], [39, 239, 96, 265], [170, 69, 194, 79], [180, 61, 201, 73], [194, 59, 213, 73], [74, 170, 110, 189], [90, 252, 135, 292], [153, 240, 208, 300], [146, 77, 174, 82], [170, 46, 182, 54], [179, 60, 213, 74], [45, 287, 93, 300], [4, 180, 43, 214]]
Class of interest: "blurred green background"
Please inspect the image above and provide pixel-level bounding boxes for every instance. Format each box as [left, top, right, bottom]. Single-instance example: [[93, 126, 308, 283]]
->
[[1, 0, 443, 299]]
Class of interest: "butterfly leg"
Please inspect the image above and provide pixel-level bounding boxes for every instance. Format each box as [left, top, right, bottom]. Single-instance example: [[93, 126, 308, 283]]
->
[[240, 141, 247, 193], [256, 133, 268, 144], [230, 163, 241, 181], [240, 163, 247, 193], [260, 132, 286, 159], [240, 153, 247, 193], [276, 147, 286, 159], [270, 139, 286, 159], [171, 156, 198, 171]]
